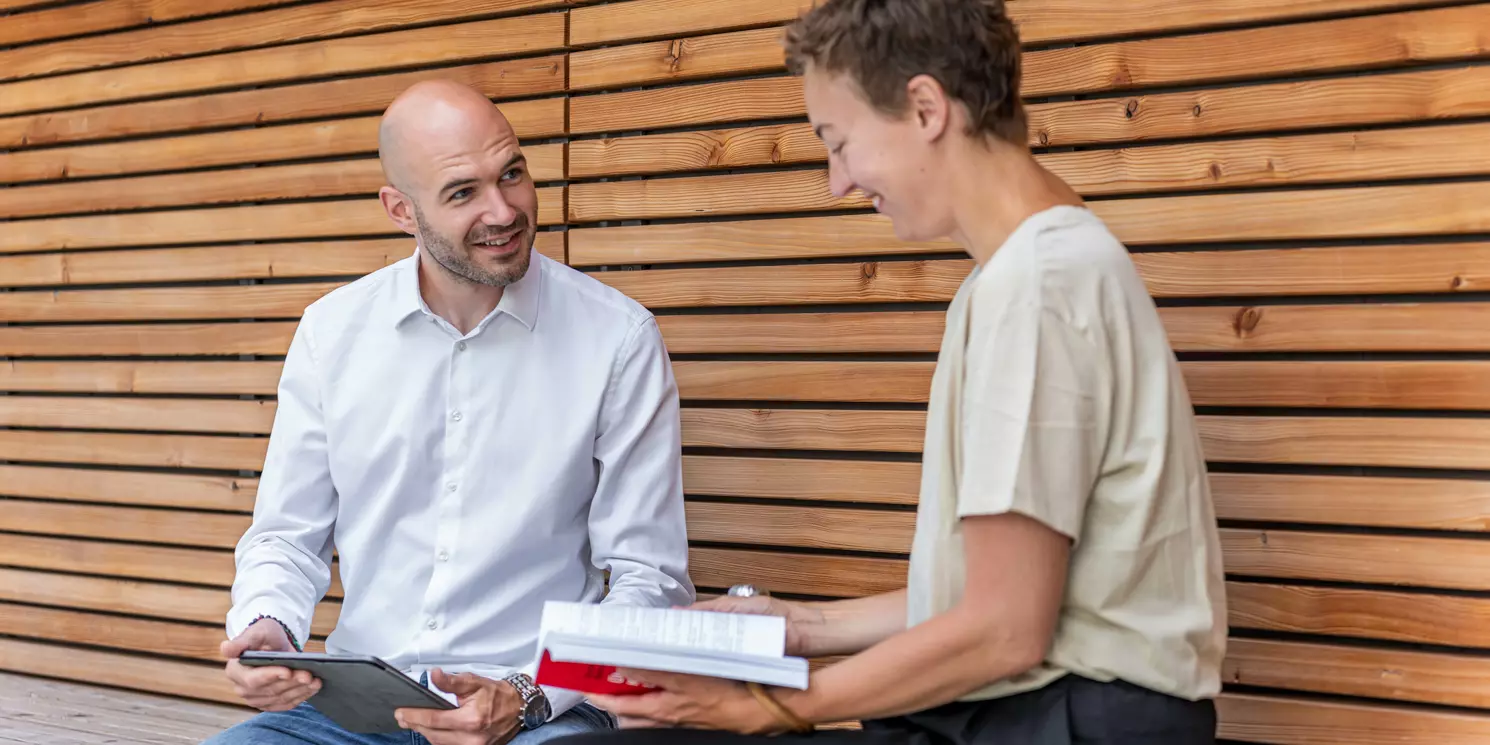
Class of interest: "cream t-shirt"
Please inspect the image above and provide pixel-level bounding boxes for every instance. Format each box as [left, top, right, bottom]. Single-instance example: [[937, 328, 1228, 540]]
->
[[905, 205, 1228, 703]]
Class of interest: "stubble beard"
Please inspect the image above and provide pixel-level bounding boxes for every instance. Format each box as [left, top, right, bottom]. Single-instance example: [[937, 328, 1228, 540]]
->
[[414, 203, 533, 288]]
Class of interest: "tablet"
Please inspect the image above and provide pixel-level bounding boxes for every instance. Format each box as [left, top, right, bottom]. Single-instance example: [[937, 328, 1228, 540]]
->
[[239, 651, 456, 734]]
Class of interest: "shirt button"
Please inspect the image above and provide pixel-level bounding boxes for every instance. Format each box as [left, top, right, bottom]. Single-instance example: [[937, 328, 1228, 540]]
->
[[456, 341, 468, 351], [451, 411, 463, 422], [437, 550, 449, 562], [446, 483, 458, 493], [427, 618, 438, 630]]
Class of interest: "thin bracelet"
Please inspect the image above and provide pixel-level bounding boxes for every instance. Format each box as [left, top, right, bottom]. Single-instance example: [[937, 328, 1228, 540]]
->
[[745, 682, 813, 733]]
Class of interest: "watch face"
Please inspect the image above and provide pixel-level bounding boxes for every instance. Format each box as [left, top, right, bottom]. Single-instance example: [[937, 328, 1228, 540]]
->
[[522, 699, 551, 729]]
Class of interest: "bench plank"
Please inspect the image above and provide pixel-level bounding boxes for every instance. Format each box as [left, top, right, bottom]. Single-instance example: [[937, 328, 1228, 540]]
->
[[0, 464, 256, 511], [0, 397, 276, 434]]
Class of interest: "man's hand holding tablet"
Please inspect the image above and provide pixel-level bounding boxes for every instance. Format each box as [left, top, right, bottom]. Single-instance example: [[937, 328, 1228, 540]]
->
[[221, 618, 321, 712]]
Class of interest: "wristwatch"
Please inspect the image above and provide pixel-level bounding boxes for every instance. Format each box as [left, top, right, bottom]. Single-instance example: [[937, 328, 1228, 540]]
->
[[504, 673, 551, 730]]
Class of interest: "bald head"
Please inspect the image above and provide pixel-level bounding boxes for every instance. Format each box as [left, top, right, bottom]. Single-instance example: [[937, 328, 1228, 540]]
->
[[378, 79, 517, 196]]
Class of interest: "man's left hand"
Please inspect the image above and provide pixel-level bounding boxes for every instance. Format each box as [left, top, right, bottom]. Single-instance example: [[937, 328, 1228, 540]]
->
[[588, 669, 784, 735], [395, 669, 522, 745]]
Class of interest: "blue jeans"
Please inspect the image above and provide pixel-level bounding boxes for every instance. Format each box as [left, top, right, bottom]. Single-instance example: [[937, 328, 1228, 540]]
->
[[203, 699, 615, 745]]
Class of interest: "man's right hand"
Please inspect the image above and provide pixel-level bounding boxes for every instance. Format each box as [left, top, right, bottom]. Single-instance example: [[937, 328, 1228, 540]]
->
[[221, 619, 321, 711], [688, 595, 822, 657]]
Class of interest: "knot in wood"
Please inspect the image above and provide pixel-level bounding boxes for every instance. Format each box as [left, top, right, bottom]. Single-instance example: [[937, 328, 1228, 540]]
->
[[1124, 99, 1139, 119], [664, 40, 686, 72], [1192, 104, 1203, 118], [1233, 306, 1262, 336], [1208, 162, 1223, 181], [1451, 275, 1467, 291], [861, 262, 879, 281]]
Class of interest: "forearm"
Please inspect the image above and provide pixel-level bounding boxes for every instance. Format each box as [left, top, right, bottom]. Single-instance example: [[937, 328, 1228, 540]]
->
[[797, 589, 907, 657], [777, 603, 1039, 724]]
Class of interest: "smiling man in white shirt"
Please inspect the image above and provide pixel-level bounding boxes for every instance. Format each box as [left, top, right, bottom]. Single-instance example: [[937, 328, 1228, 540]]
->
[[203, 79, 695, 745]]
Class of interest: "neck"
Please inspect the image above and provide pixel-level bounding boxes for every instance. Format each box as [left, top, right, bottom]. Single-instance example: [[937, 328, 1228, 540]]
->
[[944, 137, 1084, 264], [417, 252, 504, 335]]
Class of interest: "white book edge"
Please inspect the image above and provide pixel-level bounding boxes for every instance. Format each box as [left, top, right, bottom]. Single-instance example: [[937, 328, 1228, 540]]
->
[[543, 633, 810, 690]]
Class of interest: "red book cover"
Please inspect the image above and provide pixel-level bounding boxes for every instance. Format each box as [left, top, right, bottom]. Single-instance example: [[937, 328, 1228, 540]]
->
[[534, 650, 659, 696]]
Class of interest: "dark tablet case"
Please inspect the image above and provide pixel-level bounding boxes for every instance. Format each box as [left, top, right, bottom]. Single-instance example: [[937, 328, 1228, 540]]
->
[[238, 651, 456, 734]]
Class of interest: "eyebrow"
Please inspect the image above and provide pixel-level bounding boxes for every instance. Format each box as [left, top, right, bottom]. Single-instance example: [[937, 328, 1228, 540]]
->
[[439, 153, 528, 198]]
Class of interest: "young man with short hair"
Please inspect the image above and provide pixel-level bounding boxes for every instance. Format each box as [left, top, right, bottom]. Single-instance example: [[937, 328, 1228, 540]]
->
[[553, 1, 1227, 743]]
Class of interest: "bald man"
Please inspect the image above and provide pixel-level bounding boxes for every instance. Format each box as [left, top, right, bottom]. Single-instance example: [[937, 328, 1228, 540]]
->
[[205, 80, 695, 745]]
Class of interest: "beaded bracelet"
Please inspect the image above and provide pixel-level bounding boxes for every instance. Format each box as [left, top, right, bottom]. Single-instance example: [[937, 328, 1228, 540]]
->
[[251, 614, 304, 652]]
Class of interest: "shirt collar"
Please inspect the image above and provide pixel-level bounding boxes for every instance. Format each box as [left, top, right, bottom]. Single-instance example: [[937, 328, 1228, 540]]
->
[[390, 243, 543, 332]]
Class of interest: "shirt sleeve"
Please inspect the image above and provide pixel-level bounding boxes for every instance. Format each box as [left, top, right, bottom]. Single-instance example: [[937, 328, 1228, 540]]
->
[[225, 316, 338, 646], [586, 315, 696, 609], [956, 273, 1102, 542]]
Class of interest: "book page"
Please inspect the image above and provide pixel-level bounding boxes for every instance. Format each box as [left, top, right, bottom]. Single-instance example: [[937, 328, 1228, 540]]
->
[[540, 601, 785, 658]]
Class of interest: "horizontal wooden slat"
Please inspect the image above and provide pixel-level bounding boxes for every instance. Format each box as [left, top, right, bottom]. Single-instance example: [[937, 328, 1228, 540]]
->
[[675, 361, 933, 403], [1212, 472, 1490, 532], [573, 118, 1490, 199], [0, 499, 251, 549], [0, 603, 225, 664], [1133, 242, 1490, 297], [592, 260, 965, 307], [1, 187, 564, 253], [1162, 303, 1490, 352], [1200, 415, 1490, 470], [569, 169, 862, 223], [1, 0, 565, 82], [1229, 582, 1490, 649], [681, 408, 925, 453], [0, 430, 266, 471], [0, 13, 566, 117], [569, 76, 801, 135], [1217, 691, 1490, 745], [1, 361, 281, 395], [1184, 360, 1490, 410], [0, 321, 294, 357], [568, 0, 1450, 47], [0, 233, 562, 289], [0, 397, 276, 434], [689, 546, 904, 597], [1224, 528, 1490, 590], [0, 637, 237, 706], [0, 0, 297, 48], [568, 213, 949, 266], [0, 465, 256, 512], [0, 61, 565, 150], [569, 26, 786, 91], [1225, 637, 1490, 710], [2, 146, 565, 219], [0, 533, 345, 602], [2, 116, 564, 185], [681, 455, 920, 506], [685, 502, 913, 554], [659, 311, 941, 354], [0, 283, 338, 323]]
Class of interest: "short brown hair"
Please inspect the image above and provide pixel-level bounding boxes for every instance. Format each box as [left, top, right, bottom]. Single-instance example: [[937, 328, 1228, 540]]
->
[[784, 0, 1027, 146]]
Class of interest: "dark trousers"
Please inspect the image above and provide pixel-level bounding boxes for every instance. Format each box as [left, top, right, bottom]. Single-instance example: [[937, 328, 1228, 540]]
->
[[550, 675, 1216, 745]]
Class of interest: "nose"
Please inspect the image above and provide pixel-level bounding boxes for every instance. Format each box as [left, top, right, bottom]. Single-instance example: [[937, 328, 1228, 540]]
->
[[827, 158, 855, 199], [481, 187, 518, 227]]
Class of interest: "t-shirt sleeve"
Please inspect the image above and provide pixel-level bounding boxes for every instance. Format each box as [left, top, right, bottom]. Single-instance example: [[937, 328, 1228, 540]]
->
[[956, 270, 1101, 541]]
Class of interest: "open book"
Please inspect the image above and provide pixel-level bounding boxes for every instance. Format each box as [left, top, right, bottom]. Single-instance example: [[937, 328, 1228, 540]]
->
[[533, 601, 809, 696]]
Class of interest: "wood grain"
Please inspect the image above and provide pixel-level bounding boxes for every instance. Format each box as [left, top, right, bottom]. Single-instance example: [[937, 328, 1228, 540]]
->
[[0, 465, 256, 512], [0, 397, 275, 434], [0, 13, 566, 117], [681, 408, 926, 452], [569, 75, 802, 134], [0, 0, 298, 49], [2, 146, 564, 219], [567, 0, 1450, 46], [1211, 472, 1490, 532], [0, 430, 266, 471], [569, 169, 864, 222], [1223, 528, 1490, 591], [1229, 583, 1490, 648], [1160, 302, 1490, 352], [0, 603, 227, 664], [0, 638, 238, 706], [591, 260, 967, 307], [1225, 637, 1490, 709], [0, 240, 405, 288], [0, 283, 340, 323], [0, 325, 295, 358], [689, 546, 905, 597], [1199, 415, 1490, 470], [0, 554, 234, 605], [570, 26, 787, 91], [658, 311, 944, 354], [1132, 241, 1490, 297], [681, 455, 920, 505], [569, 122, 821, 178], [1217, 691, 1490, 745], [1, 361, 281, 395], [1183, 360, 1490, 410], [1, 0, 566, 82], [0, 61, 564, 150], [1, 187, 563, 252], [685, 502, 914, 554], [675, 361, 934, 403], [0, 499, 250, 549]]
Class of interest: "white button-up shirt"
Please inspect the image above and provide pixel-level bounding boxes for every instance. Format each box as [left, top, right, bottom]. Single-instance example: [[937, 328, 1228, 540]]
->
[[227, 250, 695, 718]]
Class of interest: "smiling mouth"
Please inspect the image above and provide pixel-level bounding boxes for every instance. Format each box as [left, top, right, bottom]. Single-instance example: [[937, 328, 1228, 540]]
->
[[471, 230, 522, 251]]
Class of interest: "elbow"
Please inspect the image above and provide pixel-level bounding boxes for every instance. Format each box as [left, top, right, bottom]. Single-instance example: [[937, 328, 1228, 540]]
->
[[966, 612, 1054, 682]]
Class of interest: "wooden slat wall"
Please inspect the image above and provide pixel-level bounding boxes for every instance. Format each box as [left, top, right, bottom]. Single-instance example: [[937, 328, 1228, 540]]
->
[[4, 1, 1490, 742]]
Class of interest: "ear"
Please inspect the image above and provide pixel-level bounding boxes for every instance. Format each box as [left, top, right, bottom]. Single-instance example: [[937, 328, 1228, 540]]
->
[[905, 74, 951, 143], [379, 185, 419, 236]]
